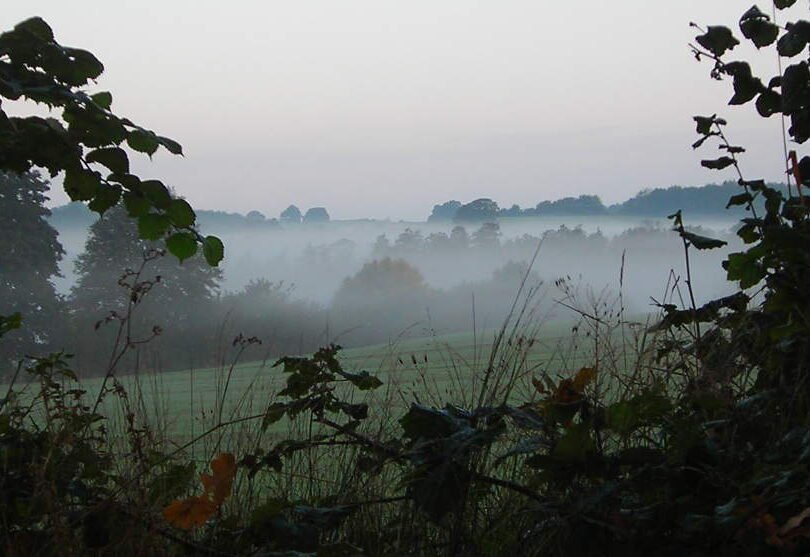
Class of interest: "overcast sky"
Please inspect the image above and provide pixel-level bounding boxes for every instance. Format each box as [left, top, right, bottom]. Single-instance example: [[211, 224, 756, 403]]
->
[[4, 1, 795, 219]]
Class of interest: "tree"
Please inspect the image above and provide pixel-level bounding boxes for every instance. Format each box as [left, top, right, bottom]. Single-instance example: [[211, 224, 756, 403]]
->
[[303, 207, 330, 223], [280, 205, 302, 223], [471, 222, 501, 249], [449, 225, 470, 250], [246, 210, 265, 222], [70, 205, 221, 372], [331, 258, 432, 344], [0, 18, 222, 265], [453, 198, 500, 223], [427, 200, 461, 222], [0, 171, 65, 364], [393, 228, 424, 253], [500, 204, 523, 217], [534, 195, 607, 216], [425, 232, 451, 252]]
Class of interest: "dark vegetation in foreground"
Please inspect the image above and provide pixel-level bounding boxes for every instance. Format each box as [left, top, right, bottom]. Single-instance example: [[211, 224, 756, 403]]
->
[[3, 4, 810, 556]]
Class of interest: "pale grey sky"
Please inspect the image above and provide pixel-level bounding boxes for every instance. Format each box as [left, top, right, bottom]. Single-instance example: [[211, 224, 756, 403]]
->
[[4, 1, 794, 219]]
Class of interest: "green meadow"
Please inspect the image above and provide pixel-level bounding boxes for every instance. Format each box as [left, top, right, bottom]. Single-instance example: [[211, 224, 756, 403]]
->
[[56, 316, 623, 443]]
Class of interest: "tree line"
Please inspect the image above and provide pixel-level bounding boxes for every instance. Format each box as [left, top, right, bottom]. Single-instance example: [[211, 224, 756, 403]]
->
[[429, 181, 790, 222]]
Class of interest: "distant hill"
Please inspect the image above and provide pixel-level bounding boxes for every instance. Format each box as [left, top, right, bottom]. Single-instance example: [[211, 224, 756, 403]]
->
[[608, 182, 785, 216], [428, 182, 790, 221]]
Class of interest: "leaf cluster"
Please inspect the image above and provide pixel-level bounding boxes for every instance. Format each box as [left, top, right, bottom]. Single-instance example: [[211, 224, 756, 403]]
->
[[0, 18, 223, 265]]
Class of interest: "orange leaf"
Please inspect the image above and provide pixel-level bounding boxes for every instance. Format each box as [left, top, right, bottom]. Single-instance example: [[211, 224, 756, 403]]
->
[[201, 453, 236, 505], [163, 495, 217, 530], [572, 367, 597, 392]]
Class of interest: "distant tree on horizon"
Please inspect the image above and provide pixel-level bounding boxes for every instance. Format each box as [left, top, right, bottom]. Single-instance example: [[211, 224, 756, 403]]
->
[[246, 210, 265, 222], [454, 198, 500, 223], [303, 207, 330, 223], [534, 194, 607, 216], [500, 204, 523, 217], [280, 204, 303, 223], [428, 200, 462, 222]]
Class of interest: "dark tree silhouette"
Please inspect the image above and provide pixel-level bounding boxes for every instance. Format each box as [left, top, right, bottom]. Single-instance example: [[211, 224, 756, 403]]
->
[[0, 172, 65, 364]]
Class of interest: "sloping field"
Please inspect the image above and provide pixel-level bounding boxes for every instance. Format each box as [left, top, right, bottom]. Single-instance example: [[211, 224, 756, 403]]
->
[[95, 319, 611, 439], [8, 316, 646, 446]]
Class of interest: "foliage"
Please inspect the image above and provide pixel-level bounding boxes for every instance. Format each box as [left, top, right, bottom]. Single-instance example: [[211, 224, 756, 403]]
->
[[534, 194, 607, 216], [454, 198, 500, 222], [684, 2, 810, 405], [428, 200, 462, 222], [0, 17, 222, 265]]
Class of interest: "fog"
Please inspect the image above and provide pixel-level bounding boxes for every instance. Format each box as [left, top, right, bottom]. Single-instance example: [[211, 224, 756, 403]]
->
[[53, 213, 741, 352]]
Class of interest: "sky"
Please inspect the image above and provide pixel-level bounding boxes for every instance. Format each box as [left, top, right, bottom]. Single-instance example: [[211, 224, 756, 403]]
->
[[3, 1, 796, 220]]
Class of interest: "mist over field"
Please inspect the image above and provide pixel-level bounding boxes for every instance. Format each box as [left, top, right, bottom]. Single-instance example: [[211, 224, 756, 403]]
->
[[50, 209, 740, 355]]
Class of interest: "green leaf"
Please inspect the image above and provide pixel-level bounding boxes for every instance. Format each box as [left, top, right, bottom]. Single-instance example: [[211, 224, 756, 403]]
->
[[400, 404, 462, 440], [726, 63, 765, 105], [681, 231, 728, 250], [756, 90, 782, 117], [64, 168, 100, 201], [86, 147, 129, 174], [774, 0, 798, 8], [167, 198, 195, 227], [606, 390, 671, 435], [551, 423, 595, 463], [782, 62, 810, 114], [107, 172, 141, 189], [14, 17, 54, 41], [736, 223, 760, 244], [696, 26, 740, 57], [139, 180, 171, 209], [701, 157, 735, 170], [90, 91, 113, 110], [157, 136, 183, 155], [202, 235, 224, 266], [777, 21, 810, 57], [123, 192, 150, 217], [739, 8, 779, 49], [693, 115, 716, 135], [726, 192, 753, 208], [126, 129, 159, 156], [88, 185, 121, 215], [63, 48, 104, 83], [137, 213, 170, 240], [166, 232, 198, 262], [338, 369, 383, 391], [724, 251, 766, 288], [262, 402, 288, 431]]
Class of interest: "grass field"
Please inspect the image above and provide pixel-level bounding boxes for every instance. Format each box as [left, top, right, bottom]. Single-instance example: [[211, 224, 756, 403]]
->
[[91, 315, 641, 440], [7, 312, 650, 450]]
